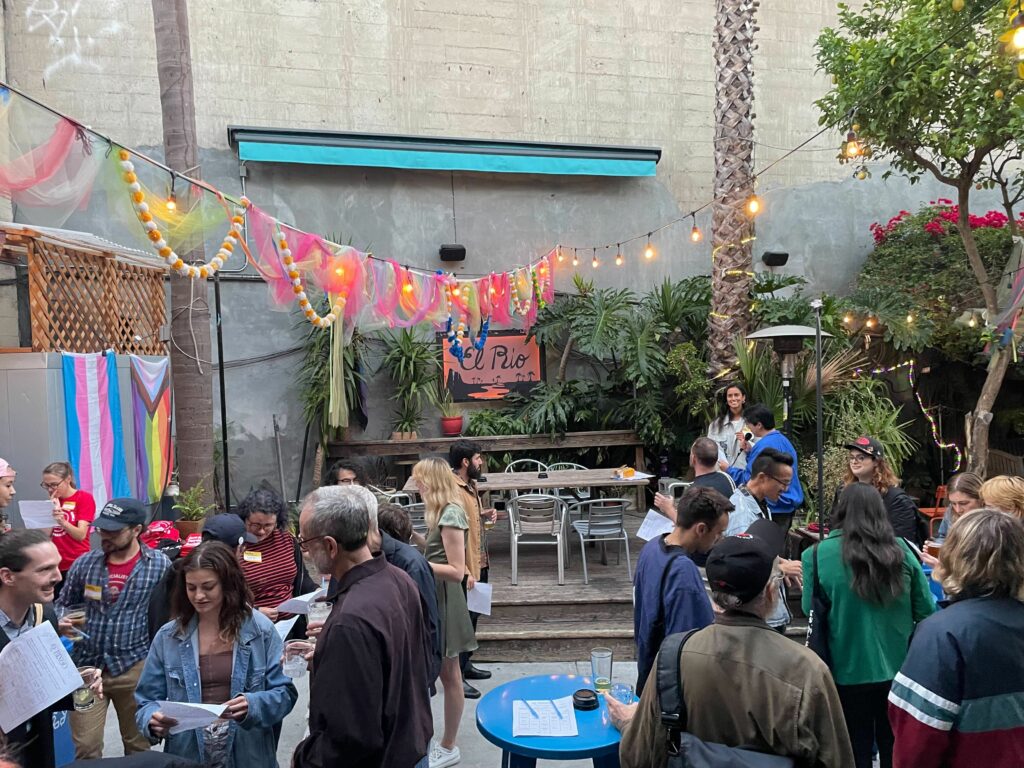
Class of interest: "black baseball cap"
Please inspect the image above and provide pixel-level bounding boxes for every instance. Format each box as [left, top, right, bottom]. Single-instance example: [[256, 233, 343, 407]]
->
[[845, 435, 884, 460], [202, 514, 258, 545], [705, 523, 779, 603], [93, 498, 149, 530]]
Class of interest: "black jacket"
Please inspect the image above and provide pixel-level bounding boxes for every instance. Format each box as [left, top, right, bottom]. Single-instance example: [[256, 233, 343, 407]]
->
[[830, 482, 923, 545], [0, 603, 73, 768]]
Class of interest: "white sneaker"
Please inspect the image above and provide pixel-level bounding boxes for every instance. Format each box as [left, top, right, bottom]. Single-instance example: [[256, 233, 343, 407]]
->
[[428, 741, 461, 768]]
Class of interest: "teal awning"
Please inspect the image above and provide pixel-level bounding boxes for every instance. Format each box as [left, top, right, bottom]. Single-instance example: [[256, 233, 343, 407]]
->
[[228, 127, 660, 178]]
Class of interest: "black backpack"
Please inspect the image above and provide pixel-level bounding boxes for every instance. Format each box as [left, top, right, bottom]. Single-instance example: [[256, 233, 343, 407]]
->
[[657, 631, 795, 767]]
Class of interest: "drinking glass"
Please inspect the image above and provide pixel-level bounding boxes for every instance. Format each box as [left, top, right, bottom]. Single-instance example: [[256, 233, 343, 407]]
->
[[307, 600, 332, 625], [58, 604, 87, 643], [73, 667, 99, 711], [610, 682, 635, 704], [283, 641, 314, 678], [590, 647, 613, 692]]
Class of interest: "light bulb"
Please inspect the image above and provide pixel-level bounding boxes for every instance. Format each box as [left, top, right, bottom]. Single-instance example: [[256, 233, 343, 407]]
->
[[866, 317, 875, 328], [592, 255, 600, 268], [690, 226, 702, 243], [335, 267, 344, 277], [615, 251, 623, 266], [845, 141, 861, 158], [746, 195, 763, 216], [402, 282, 414, 294], [453, 286, 461, 297], [557, 251, 564, 263], [166, 194, 177, 212], [968, 316, 977, 328], [1014, 25, 1024, 50], [644, 243, 655, 260], [906, 314, 914, 324], [572, 253, 579, 267], [843, 314, 852, 324]]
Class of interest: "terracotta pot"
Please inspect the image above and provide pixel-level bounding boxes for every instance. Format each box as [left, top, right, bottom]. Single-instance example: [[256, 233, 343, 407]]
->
[[440, 416, 464, 437], [174, 518, 204, 537], [391, 431, 419, 441]]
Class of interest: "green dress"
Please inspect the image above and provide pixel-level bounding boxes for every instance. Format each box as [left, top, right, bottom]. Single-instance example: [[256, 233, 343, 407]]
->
[[425, 503, 479, 658]]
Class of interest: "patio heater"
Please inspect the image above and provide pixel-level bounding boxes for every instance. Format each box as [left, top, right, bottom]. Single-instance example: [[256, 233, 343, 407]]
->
[[746, 316, 832, 531]]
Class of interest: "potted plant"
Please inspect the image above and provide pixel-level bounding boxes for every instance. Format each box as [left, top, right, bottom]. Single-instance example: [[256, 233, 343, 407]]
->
[[379, 329, 439, 440], [437, 388, 463, 437], [171, 479, 216, 537]]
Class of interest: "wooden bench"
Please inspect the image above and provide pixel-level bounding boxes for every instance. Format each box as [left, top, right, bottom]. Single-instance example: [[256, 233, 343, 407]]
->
[[988, 449, 1024, 478]]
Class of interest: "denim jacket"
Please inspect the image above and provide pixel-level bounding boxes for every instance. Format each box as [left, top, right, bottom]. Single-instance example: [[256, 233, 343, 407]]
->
[[134, 610, 297, 768]]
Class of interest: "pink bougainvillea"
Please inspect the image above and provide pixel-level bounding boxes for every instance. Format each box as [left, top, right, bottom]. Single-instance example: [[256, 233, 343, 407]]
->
[[870, 198, 1023, 244]]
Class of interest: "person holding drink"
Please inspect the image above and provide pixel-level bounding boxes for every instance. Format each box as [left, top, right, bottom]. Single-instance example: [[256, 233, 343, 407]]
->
[[0, 529, 102, 768], [415, 457, 477, 768], [42, 462, 96, 599], [707, 383, 749, 469], [135, 541, 297, 768]]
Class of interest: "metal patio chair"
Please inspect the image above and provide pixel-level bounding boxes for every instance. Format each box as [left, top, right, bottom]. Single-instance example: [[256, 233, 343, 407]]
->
[[567, 498, 632, 585], [507, 493, 567, 586]]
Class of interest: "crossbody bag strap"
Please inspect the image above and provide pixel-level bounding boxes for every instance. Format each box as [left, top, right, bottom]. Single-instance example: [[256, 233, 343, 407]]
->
[[812, 544, 830, 609], [657, 628, 700, 757]]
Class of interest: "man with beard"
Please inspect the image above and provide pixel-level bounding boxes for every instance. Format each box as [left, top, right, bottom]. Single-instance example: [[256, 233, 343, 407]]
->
[[448, 440, 496, 699], [293, 487, 432, 768], [56, 498, 170, 760], [0, 529, 101, 768]]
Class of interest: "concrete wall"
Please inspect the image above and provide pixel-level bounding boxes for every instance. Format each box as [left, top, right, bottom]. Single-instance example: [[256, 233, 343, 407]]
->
[[1, 0, 1008, 500]]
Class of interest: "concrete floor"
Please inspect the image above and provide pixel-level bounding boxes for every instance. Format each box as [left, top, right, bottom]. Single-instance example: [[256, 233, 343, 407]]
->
[[100, 660, 639, 767]]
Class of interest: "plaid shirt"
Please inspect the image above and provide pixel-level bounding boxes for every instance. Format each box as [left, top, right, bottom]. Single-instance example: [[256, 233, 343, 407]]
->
[[56, 544, 171, 677]]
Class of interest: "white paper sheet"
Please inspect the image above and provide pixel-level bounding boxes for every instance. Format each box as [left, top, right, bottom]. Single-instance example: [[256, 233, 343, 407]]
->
[[157, 701, 228, 735], [17, 500, 58, 530], [275, 588, 326, 615], [636, 509, 675, 541], [0, 622, 81, 732], [512, 695, 578, 737], [275, 616, 299, 642], [466, 582, 492, 616]]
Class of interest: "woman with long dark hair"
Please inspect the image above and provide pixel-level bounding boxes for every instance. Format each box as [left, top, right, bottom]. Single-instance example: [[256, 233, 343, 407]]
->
[[135, 542, 297, 768], [802, 483, 935, 768], [707, 383, 748, 469]]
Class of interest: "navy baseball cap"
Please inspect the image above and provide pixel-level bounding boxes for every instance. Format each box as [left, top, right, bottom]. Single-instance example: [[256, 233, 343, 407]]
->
[[845, 435, 884, 460], [202, 514, 257, 545], [93, 498, 149, 530], [705, 522, 780, 603]]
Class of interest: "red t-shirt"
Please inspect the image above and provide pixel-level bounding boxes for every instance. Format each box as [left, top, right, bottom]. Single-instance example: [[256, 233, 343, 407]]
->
[[50, 489, 97, 571], [107, 549, 141, 602]]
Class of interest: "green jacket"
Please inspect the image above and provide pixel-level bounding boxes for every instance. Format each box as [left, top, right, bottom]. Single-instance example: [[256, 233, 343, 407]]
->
[[802, 530, 936, 686]]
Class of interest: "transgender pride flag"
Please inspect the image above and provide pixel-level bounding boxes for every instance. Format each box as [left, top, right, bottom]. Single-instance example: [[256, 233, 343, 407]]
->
[[62, 352, 131, 509]]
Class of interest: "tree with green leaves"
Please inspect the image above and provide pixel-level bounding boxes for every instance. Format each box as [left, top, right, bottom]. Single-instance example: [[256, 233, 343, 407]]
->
[[816, 0, 1024, 475]]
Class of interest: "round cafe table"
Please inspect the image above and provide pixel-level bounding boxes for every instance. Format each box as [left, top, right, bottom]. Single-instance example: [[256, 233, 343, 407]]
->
[[476, 674, 622, 768]]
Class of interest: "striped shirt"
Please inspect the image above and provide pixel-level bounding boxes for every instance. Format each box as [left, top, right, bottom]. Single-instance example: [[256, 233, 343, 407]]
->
[[239, 528, 299, 610], [56, 544, 171, 677], [888, 595, 1024, 767]]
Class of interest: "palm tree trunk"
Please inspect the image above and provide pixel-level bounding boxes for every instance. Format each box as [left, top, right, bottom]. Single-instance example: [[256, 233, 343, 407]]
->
[[151, 0, 214, 504], [709, 0, 757, 377]]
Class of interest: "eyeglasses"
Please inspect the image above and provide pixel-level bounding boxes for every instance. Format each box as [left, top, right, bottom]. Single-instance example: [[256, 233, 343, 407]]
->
[[40, 480, 64, 491], [769, 475, 791, 491], [296, 534, 328, 550], [336, 478, 356, 485], [245, 521, 277, 533], [847, 454, 871, 463]]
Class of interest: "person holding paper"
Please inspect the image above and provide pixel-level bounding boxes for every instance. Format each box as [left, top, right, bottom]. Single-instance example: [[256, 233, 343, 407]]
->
[[56, 498, 171, 760], [41, 462, 96, 599], [236, 490, 316, 633], [293, 486, 432, 768], [0, 529, 100, 768], [135, 541, 297, 768], [633, 486, 729, 695]]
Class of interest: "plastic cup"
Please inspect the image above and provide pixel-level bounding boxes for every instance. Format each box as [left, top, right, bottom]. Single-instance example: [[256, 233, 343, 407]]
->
[[307, 600, 332, 625], [591, 647, 613, 692], [610, 681, 635, 704], [283, 640, 314, 678], [73, 667, 99, 711]]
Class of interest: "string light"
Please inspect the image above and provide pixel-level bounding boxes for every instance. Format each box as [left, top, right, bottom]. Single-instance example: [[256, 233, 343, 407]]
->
[[745, 195, 763, 216], [644, 233, 655, 260], [556, 245, 564, 263], [572, 249, 579, 267], [865, 317, 876, 328], [615, 244, 623, 266], [165, 192, 177, 212], [591, 248, 599, 269], [690, 215, 703, 242], [853, 360, 963, 471], [906, 313, 914, 324], [843, 314, 852, 324]]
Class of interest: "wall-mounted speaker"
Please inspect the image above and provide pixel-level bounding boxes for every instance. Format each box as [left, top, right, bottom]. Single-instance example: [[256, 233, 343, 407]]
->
[[761, 251, 789, 267], [439, 244, 466, 262]]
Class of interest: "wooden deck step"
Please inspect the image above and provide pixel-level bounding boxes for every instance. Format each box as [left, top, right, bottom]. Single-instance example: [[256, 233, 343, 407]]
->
[[475, 620, 635, 663]]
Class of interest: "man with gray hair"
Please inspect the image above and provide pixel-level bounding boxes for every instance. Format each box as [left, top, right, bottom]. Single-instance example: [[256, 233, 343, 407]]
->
[[607, 520, 852, 768], [292, 486, 433, 768]]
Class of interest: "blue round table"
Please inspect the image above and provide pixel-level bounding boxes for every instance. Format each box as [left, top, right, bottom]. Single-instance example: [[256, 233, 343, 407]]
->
[[476, 674, 622, 768]]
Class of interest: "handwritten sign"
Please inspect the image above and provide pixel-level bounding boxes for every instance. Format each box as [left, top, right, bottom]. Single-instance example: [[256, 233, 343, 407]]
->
[[440, 331, 545, 402]]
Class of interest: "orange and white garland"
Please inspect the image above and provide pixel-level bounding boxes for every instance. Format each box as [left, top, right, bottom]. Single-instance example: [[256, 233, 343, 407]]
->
[[119, 149, 247, 281], [272, 225, 346, 329]]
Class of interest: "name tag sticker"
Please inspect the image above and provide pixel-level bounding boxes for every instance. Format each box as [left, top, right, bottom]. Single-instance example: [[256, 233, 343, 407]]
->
[[63, 501, 76, 510], [84, 584, 102, 601], [243, 551, 262, 564]]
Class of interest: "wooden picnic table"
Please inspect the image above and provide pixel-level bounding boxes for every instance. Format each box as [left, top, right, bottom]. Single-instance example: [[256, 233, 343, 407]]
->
[[403, 468, 652, 512]]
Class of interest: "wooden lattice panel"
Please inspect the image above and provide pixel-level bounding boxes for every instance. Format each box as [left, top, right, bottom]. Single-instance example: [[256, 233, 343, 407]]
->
[[27, 238, 166, 355]]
